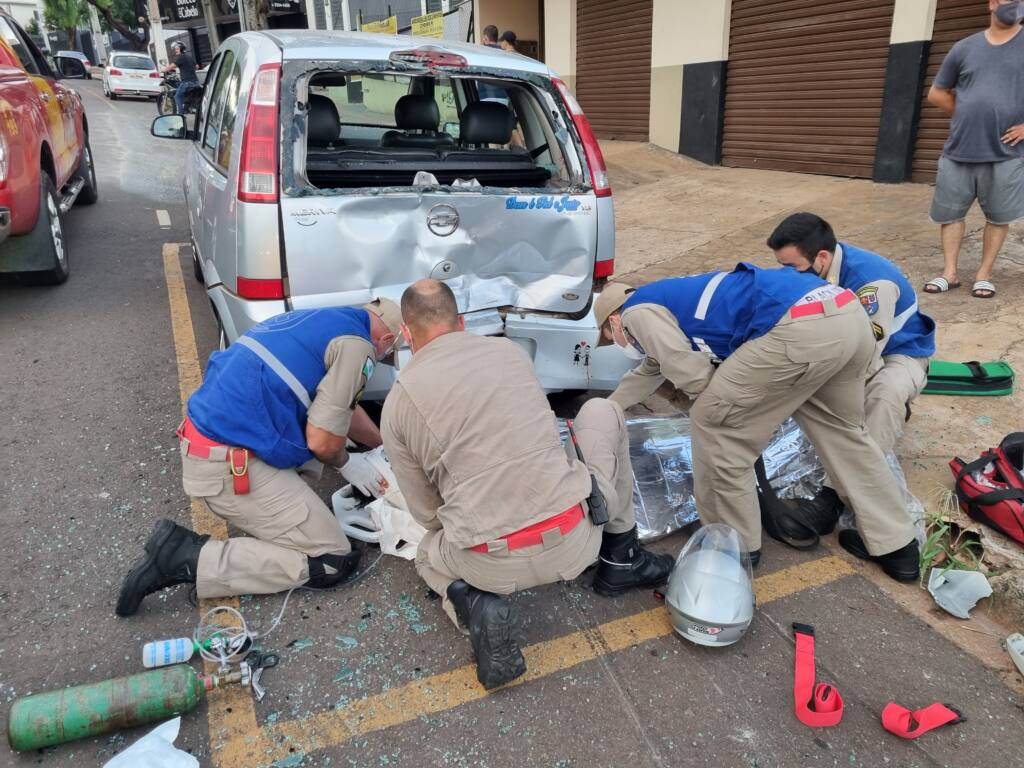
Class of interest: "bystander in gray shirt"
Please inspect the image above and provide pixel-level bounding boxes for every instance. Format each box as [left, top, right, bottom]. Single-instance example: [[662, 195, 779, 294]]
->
[[934, 28, 1024, 162]]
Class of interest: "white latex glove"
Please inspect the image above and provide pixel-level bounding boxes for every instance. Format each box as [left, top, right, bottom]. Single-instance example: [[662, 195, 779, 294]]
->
[[339, 452, 388, 497]]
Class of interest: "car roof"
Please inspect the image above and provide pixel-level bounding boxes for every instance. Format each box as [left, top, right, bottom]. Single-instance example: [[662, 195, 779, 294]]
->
[[57, 50, 87, 57], [256, 30, 552, 76]]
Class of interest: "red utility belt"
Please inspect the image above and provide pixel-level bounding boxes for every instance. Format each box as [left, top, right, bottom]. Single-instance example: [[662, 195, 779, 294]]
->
[[470, 503, 585, 553], [177, 416, 251, 495], [789, 289, 856, 320]]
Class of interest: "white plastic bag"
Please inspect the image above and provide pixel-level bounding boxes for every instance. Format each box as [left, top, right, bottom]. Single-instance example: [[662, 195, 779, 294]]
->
[[103, 717, 198, 768]]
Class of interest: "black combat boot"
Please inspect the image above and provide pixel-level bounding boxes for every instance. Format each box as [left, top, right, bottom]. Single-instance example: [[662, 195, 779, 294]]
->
[[306, 550, 362, 589], [592, 526, 675, 597], [116, 519, 209, 616], [838, 529, 920, 582], [446, 580, 526, 689], [745, 549, 762, 569], [793, 487, 844, 535]]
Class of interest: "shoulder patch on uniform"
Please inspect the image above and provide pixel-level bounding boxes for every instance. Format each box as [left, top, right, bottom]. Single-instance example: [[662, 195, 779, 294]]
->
[[857, 285, 879, 315], [352, 356, 375, 406], [871, 322, 885, 341]]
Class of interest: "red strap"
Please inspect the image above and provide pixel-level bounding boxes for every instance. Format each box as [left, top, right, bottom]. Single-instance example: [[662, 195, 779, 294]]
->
[[881, 702, 963, 739], [793, 624, 844, 727], [230, 448, 250, 495], [469, 504, 585, 553]]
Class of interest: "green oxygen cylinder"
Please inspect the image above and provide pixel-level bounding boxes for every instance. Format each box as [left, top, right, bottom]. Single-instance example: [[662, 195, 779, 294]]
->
[[7, 665, 242, 752]]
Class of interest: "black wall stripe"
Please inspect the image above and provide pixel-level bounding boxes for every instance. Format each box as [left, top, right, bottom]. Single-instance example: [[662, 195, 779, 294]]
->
[[680, 60, 727, 166], [873, 40, 930, 183]]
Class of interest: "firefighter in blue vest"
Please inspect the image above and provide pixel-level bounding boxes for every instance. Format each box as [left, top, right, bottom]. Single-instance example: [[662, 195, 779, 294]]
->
[[116, 301, 403, 616], [768, 212, 937, 540], [594, 264, 920, 582]]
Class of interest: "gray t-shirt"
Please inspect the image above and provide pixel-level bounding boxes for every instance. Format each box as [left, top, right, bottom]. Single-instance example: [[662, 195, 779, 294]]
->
[[934, 28, 1024, 162]]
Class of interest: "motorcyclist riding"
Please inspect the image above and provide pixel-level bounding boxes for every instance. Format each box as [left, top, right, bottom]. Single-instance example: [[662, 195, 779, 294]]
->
[[163, 42, 200, 115]]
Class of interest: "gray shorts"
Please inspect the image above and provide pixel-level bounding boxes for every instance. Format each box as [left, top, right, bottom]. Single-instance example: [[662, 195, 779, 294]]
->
[[930, 156, 1024, 225]]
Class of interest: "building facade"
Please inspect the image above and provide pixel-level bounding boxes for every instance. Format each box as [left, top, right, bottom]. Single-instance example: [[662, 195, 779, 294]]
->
[[537, 0, 993, 183]]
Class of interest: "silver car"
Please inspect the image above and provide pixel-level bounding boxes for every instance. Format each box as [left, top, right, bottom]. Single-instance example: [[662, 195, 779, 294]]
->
[[152, 31, 629, 397]]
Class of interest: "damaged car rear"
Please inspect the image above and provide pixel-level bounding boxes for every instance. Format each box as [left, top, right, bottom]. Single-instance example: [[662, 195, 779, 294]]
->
[[155, 31, 630, 397]]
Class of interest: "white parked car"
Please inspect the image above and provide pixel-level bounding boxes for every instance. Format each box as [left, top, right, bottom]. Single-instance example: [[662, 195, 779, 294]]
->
[[103, 52, 162, 99]]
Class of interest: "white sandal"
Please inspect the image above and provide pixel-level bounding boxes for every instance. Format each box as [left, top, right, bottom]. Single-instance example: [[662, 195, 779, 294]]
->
[[923, 277, 961, 293], [972, 280, 996, 299]]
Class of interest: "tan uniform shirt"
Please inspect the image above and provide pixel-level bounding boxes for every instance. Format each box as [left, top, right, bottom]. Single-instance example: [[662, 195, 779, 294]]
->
[[305, 336, 376, 438], [823, 244, 901, 374], [381, 331, 592, 549], [608, 304, 716, 410]]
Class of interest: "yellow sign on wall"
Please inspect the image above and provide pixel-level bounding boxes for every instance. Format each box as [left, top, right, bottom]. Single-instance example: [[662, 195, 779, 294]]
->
[[411, 11, 443, 38], [361, 15, 397, 34]]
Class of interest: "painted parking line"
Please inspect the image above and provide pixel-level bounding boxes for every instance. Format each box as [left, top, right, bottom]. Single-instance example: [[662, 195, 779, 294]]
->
[[157, 209, 172, 228], [216, 555, 857, 766], [161, 243, 271, 765]]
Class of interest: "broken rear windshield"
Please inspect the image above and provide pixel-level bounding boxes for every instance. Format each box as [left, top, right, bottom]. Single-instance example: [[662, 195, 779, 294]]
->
[[297, 70, 571, 191]]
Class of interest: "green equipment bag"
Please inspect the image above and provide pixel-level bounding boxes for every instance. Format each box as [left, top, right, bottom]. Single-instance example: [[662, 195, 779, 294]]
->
[[922, 360, 1015, 396]]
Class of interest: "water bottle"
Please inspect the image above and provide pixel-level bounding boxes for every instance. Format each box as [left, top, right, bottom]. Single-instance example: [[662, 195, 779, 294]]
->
[[142, 637, 197, 668]]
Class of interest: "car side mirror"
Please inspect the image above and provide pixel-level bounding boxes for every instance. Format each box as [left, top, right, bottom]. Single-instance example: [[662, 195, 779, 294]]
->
[[53, 56, 87, 79], [151, 114, 189, 140], [442, 121, 460, 140]]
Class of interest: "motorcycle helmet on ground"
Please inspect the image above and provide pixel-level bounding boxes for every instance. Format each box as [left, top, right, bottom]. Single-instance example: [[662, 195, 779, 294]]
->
[[665, 523, 754, 646]]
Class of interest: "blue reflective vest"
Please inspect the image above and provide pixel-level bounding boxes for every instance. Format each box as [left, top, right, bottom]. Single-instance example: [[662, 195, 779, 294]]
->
[[187, 308, 373, 469], [837, 242, 936, 358], [623, 263, 828, 361]]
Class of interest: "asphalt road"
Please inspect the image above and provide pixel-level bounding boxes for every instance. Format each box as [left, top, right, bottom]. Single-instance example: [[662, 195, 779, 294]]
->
[[1, 77, 1023, 768]]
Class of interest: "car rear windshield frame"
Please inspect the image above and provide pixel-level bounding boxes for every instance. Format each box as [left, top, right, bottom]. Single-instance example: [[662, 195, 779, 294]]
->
[[279, 59, 587, 198]]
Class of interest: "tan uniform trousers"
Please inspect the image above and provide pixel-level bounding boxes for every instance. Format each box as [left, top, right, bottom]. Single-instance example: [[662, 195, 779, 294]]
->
[[690, 298, 917, 557], [415, 398, 636, 625], [182, 447, 351, 599], [864, 354, 929, 454]]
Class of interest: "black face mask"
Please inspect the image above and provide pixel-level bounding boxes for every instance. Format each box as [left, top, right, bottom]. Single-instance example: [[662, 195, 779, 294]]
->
[[799, 261, 820, 276]]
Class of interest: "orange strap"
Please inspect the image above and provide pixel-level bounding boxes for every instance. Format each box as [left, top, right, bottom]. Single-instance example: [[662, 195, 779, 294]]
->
[[470, 504, 585, 553], [230, 448, 250, 495], [793, 624, 844, 728]]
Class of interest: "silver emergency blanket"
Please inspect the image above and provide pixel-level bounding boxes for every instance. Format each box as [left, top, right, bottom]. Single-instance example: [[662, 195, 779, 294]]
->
[[562, 413, 923, 543], [627, 415, 826, 541]]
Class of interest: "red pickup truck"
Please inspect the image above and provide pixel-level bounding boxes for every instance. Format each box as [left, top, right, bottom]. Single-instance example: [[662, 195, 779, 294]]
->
[[0, 10, 97, 285]]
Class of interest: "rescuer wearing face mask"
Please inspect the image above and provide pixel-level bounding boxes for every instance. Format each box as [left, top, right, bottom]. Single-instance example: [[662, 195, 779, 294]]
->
[[768, 212, 936, 541], [594, 267, 920, 582]]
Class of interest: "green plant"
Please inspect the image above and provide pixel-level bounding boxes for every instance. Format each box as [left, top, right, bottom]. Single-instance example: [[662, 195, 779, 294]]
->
[[919, 487, 992, 585], [26, 18, 41, 37], [42, 0, 89, 47]]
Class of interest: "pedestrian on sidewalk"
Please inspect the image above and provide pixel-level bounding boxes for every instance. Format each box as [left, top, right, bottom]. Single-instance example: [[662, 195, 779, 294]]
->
[[481, 24, 500, 47], [595, 266, 921, 582], [923, 0, 1024, 300], [769, 212, 936, 529], [116, 301, 403, 617], [381, 279, 672, 689], [499, 30, 518, 53]]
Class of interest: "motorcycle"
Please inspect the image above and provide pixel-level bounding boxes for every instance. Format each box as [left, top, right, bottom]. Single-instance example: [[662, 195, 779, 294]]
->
[[156, 71, 202, 116]]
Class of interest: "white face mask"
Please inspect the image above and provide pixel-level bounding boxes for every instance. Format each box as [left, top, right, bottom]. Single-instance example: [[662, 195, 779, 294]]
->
[[621, 342, 646, 361], [613, 323, 646, 360]]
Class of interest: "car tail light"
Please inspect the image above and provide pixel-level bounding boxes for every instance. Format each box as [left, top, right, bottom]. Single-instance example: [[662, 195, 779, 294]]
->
[[237, 63, 281, 204], [551, 77, 613, 278], [551, 77, 611, 199], [236, 276, 285, 299], [149, 71, 161, 78], [109, 67, 123, 76]]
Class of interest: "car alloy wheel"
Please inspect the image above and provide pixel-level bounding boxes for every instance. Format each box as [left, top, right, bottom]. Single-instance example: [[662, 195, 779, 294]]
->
[[48, 193, 65, 269]]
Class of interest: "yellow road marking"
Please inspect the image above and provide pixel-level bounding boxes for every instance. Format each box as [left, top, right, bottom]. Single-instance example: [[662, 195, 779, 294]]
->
[[162, 243, 271, 764], [217, 555, 855, 766]]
